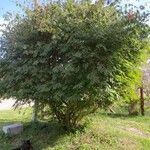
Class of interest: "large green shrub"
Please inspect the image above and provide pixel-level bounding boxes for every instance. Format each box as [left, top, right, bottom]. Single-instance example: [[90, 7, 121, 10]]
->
[[0, 0, 149, 129]]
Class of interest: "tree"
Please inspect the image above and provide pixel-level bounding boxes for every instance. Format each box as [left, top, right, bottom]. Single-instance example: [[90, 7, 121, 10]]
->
[[140, 53, 150, 116], [143, 58, 150, 97], [0, 0, 149, 129], [114, 0, 150, 115]]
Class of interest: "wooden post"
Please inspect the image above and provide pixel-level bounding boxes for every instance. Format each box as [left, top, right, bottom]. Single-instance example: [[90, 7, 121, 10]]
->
[[140, 86, 145, 116]]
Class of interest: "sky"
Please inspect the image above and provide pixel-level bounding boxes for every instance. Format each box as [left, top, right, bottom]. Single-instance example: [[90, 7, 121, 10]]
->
[[0, 0, 150, 26], [0, 0, 23, 17]]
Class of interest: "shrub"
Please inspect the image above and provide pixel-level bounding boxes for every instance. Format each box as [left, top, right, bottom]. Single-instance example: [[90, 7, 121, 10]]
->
[[0, 0, 149, 129]]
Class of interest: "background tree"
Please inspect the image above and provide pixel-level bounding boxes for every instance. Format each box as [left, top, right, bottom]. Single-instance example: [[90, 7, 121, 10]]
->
[[0, 0, 149, 129], [113, 0, 150, 115], [143, 58, 150, 97]]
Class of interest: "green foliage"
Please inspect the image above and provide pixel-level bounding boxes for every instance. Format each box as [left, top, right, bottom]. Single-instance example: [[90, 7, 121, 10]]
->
[[0, 0, 149, 129]]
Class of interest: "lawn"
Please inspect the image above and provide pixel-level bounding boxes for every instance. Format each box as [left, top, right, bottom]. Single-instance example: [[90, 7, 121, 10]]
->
[[0, 108, 150, 150]]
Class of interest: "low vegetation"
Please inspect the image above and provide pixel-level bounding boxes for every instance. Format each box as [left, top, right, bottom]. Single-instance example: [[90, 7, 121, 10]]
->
[[0, 107, 150, 150]]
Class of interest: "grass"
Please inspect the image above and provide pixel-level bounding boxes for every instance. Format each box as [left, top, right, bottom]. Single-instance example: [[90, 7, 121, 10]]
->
[[0, 108, 150, 150]]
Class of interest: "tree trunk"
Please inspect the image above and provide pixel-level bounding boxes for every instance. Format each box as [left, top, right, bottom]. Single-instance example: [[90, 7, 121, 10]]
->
[[31, 100, 38, 122], [140, 86, 145, 116]]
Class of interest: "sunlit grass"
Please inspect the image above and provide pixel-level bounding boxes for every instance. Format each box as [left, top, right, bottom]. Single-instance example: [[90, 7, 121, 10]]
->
[[0, 108, 150, 150]]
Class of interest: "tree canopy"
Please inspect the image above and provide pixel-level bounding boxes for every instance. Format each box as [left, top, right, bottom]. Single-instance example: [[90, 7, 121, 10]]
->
[[0, 0, 149, 129]]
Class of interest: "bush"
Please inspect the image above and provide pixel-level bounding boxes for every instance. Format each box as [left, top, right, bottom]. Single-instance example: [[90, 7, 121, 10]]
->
[[0, 0, 149, 129]]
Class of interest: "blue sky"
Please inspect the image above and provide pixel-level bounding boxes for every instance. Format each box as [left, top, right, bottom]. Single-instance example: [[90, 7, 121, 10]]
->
[[0, 0, 23, 17]]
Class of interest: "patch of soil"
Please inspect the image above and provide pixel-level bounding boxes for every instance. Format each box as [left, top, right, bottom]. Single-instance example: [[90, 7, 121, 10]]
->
[[120, 127, 150, 138]]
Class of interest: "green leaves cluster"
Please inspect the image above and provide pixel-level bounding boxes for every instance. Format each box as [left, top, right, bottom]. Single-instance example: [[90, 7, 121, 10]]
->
[[0, 0, 149, 129]]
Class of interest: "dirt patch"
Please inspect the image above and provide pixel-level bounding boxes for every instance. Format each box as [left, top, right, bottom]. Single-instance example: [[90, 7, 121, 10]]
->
[[120, 127, 150, 138]]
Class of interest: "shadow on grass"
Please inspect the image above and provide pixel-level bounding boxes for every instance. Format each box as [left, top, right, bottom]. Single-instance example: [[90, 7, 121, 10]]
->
[[0, 120, 68, 150], [100, 112, 139, 119]]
